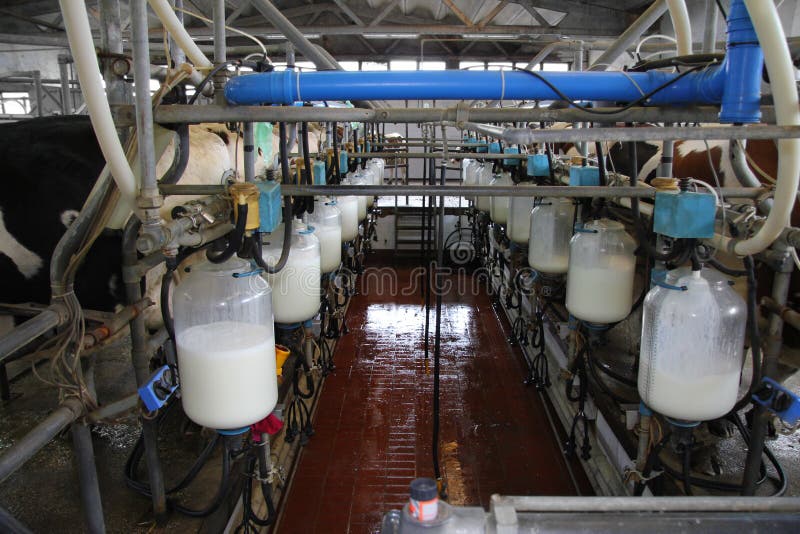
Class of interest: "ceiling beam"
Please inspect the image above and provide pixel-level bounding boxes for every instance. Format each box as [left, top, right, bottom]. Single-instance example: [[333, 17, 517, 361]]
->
[[175, 23, 621, 39], [441, 0, 476, 29], [521, 5, 553, 27], [331, 0, 365, 26], [477, 1, 509, 29], [512, 0, 625, 30], [369, 0, 401, 27], [226, 0, 251, 25]]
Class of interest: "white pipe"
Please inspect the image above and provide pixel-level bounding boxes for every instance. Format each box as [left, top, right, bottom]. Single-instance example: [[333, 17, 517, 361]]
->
[[148, 0, 212, 69], [729, 0, 800, 256], [60, 0, 136, 201], [666, 0, 692, 56]]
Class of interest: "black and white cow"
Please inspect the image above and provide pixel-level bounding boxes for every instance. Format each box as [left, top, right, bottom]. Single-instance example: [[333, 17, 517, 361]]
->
[[0, 115, 268, 329]]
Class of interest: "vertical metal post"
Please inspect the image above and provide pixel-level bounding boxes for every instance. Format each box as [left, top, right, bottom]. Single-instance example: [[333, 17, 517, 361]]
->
[[244, 121, 255, 182], [170, 0, 187, 65], [743, 248, 792, 494], [32, 71, 44, 117], [99, 0, 130, 109], [285, 42, 295, 67], [58, 56, 72, 115], [122, 220, 168, 522], [131, 0, 161, 215], [213, 0, 227, 105], [71, 423, 106, 534], [659, 124, 674, 178], [703, 0, 719, 54]]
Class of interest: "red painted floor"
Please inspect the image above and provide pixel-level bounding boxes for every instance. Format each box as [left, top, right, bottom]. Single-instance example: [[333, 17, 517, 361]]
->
[[277, 266, 587, 533]]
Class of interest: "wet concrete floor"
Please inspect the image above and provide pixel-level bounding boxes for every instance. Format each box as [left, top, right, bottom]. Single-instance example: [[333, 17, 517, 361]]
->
[[277, 265, 589, 533]]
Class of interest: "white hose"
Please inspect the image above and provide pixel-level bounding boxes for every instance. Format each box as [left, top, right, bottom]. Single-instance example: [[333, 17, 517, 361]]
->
[[59, 0, 137, 202], [148, 0, 212, 69], [731, 0, 800, 256], [666, 0, 692, 56]]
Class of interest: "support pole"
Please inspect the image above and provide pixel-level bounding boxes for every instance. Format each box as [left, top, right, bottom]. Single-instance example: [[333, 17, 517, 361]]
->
[[703, 0, 719, 53], [58, 55, 72, 115], [122, 220, 167, 523], [71, 423, 106, 534], [742, 246, 792, 494]]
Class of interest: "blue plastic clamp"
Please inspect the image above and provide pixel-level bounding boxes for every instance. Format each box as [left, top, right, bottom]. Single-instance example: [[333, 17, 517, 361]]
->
[[138, 365, 179, 412], [752, 377, 800, 426]]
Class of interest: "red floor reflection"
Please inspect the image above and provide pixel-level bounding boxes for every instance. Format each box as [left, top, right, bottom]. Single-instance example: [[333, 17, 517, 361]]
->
[[276, 266, 588, 533]]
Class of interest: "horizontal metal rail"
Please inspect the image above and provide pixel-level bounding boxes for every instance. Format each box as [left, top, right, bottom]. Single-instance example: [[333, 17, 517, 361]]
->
[[350, 152, 527, 159], [159, 184, 765, 198], [113, 104, 778, 126], [0, 306, 64, 363], [492, 495, 800, 513], [457, 124, 800, 143], [0, 398, 84, 484]]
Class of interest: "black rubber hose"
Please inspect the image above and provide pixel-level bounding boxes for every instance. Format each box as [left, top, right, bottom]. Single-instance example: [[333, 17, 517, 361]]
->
[[250, 121, 294, 274], [633, 217, 688, 262], [682, 446, 694, 496], [731, 256, 762, 412], [689, 243, 702, 271], [594, 141, 607, 186], [331, 122, 341, 183], [627, 124, 640, 220], [160, 257, 177, 341], [159, 124, 190, 185], [301, 122, 314, 214], [207, 202, 247, 264], [171, 438, 232, 517], [707, 258, 748, 277]]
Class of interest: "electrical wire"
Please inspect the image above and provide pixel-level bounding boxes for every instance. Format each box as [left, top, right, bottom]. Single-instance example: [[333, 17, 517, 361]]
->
[[174, 7, 268, 57], [511, 63, 713, 116]]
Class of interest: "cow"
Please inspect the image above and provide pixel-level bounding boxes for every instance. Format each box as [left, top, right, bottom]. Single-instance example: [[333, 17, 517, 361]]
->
[[0, 116, 271, 333]]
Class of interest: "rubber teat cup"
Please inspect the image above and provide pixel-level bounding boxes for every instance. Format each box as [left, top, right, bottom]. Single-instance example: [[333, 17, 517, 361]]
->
[[409, 478, 438, 521]]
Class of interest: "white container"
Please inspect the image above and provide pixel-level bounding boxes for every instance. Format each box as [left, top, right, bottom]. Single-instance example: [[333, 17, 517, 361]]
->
[[507, 193, 534, 244], [461, 158, 479, 204], [475, 164, 493, 213], [566, 219, 637, 323], [173, 257, 277, 430], [344, 172, 368, 221], [360, 166, 376, 208], [367, 158, 385, 185], [638, 268, 747, 421], [337, 195, 359, 242], [308, 198, 342, 273], [262, 221, 322, 324], [489, 172, 512, 225], [528, 197, 575, 274]]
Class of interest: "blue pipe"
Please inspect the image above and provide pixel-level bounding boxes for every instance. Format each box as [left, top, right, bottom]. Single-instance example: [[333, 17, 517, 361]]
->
[[225, 0, 762, 124], [226, 68, 725, 107]]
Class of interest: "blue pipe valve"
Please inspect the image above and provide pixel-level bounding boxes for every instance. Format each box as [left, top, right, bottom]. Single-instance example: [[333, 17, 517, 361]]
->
[[752, 377, 800, 428]]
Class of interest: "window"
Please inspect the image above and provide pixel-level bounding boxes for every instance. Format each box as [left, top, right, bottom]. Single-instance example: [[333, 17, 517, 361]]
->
[[459, 61, 485, 70], [361, 61, 388, 71], [419, 61, 446, 71], [339, 61, 360, 71], [515, 62, 540, 71], [542, 62, 569, 72], [295, 61, 316, 71], [390, 60, 417, 71], [0, 92, 29, 115], [487, 62, 513, 71]]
